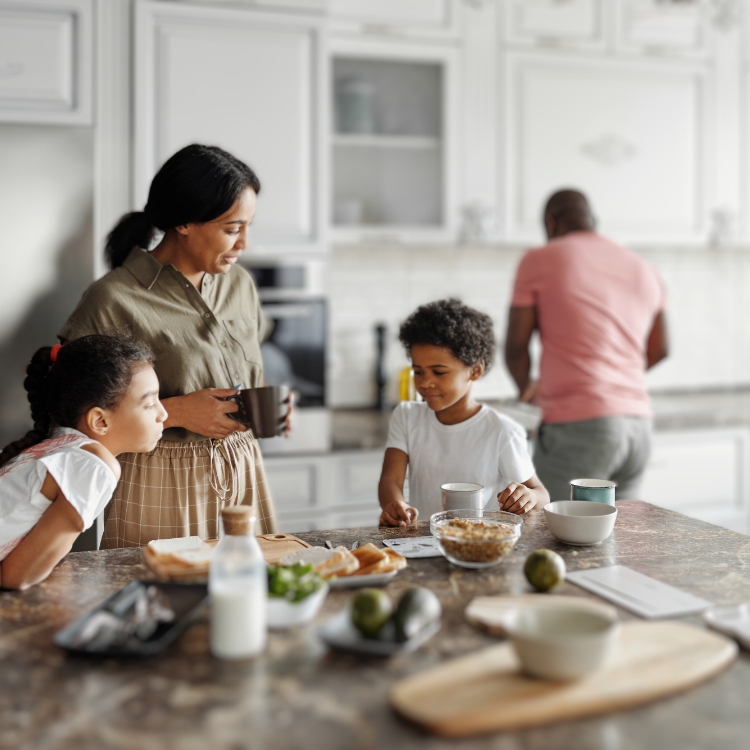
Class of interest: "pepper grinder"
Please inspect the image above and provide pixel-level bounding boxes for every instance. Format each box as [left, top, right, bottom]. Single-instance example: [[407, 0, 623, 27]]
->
[[375, 323, 387, 410]]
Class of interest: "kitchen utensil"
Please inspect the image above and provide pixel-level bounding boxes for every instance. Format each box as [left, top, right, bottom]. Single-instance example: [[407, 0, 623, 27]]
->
[[54, 581, 208, 656], [440, 482, 484, 511], [383, 536, 443, 558], [430, 510, 523, 569], [327, 570, 398, 589], [257, 534, 311, 565], [389, 621, 737, 737], [543, 500, 617, 545], [465, 594, 617, 637], [267, 584, 329, 630], [319, 608, 440, 656], [233, 385, 290, 438], [704, 603, 750, 649], [567, 565, 712, 618], [504, 606, 619, 680], [569, 478, 616, 506]]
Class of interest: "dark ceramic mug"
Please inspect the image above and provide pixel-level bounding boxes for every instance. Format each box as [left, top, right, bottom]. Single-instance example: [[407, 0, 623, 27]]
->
[[231, 385, 290, 438]]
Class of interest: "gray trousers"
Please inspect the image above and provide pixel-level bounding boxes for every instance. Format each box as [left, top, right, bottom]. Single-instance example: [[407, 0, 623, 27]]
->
[[533, 416, 652, 502]]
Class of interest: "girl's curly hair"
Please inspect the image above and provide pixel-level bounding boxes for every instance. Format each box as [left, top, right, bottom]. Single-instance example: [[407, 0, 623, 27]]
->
[[399, 298, 495, 374]]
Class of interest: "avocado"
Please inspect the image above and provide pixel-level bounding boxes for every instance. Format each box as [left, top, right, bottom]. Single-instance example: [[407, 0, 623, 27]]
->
[[393, 587, 441, 642]]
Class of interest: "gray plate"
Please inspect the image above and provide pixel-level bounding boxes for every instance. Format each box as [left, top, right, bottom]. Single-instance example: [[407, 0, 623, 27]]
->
[[319, 609, 440, 656], [327, 570, 398, 589]]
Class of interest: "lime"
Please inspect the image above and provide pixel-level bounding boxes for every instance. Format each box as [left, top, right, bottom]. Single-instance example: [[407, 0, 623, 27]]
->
[[351, 588, 393, 638], [524, 549, 566, 592]]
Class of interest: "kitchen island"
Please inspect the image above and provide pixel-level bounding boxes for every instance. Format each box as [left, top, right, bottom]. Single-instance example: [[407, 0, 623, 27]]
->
[[2, 501, 749, 749]]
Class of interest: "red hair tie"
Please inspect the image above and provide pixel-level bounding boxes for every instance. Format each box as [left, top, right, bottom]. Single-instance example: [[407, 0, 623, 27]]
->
[[50, 344, 62, 364]]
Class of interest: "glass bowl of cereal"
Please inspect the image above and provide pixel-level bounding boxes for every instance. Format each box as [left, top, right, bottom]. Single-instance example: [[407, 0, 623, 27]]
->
[[430, 510, 523, 569]]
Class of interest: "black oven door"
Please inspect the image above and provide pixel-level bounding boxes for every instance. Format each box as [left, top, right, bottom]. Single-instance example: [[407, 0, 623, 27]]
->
[[260, 298, 326, 408]]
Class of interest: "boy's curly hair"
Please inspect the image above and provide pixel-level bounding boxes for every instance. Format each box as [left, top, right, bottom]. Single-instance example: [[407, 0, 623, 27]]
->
[[399, 298, 495, 374]]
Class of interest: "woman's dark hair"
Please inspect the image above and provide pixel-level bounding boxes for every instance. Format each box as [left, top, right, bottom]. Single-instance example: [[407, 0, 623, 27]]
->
[[0, 334, 154, 468], [105, 144, 262, 269], [399, 298, 495, 374]]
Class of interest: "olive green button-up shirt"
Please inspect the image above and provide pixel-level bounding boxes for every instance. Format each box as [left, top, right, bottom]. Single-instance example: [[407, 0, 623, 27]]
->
[[58, 247, 269, 442]]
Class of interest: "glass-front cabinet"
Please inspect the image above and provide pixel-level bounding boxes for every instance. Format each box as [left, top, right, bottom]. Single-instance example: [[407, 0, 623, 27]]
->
[[330, 38, 458, 242]]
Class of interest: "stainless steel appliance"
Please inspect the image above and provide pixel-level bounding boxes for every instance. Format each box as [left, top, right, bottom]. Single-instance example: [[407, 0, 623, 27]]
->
[[245, 258, 330, 454]]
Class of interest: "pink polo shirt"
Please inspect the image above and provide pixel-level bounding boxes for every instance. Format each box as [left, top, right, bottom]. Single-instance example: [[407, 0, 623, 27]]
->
[[511, 231, 665, 424]]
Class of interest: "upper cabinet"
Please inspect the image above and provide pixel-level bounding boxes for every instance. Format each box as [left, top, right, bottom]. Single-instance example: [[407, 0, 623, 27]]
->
[[329, 36, 458, 242], [501, 52, 710, 244], [503, 0, 606, 50], [0, 0, 92, 125], [134, 0, 327, 255], [328, 0, 462, 39]]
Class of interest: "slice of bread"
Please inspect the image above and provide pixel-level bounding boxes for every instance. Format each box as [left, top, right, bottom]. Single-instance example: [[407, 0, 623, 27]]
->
[[382, 548, 408, 571], [351, 543, 390, 576], [315, 547, 360, 578]]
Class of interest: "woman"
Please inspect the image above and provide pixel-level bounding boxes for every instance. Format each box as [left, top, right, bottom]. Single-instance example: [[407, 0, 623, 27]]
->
[[59, 144, 278, 547]]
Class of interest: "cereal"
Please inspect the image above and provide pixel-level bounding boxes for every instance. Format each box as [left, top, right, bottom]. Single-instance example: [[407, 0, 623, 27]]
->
[[436, 518, 519, 564]]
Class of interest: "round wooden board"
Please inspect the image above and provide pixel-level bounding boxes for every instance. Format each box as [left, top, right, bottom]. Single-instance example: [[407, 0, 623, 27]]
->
[[390, 621, 737, 737]]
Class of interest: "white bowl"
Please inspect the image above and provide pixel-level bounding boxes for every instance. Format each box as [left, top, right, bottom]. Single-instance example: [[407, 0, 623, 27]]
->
[[505, 606, 619, 680], [267, 584, 328, 630], [543, 501, 617, 546]]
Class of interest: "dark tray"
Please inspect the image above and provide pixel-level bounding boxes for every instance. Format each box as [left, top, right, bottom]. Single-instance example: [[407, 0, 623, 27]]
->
[[54, 580, 208, 656]]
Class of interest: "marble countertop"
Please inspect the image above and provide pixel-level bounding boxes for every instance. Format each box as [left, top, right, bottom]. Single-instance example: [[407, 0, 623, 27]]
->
[[1, 501, 749, 749], [332, 388, 750, 451]]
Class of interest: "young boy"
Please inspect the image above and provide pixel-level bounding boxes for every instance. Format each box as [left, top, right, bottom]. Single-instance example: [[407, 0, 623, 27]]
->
[[378, 299, 548, 526]]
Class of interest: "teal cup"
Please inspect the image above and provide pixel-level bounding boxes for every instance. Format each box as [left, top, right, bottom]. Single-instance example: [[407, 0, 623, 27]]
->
[[569, 478, 616, 506]]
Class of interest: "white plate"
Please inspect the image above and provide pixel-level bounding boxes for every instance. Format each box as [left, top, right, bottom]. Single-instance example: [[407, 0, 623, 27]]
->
[[704, 603, 750, 649], [327, 571, 398, 589], [383, 537, 443, 559], [319, 609, 440, 656]]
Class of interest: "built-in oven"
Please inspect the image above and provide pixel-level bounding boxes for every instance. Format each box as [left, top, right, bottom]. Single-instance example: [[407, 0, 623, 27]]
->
[[246, 259, 330, 454]]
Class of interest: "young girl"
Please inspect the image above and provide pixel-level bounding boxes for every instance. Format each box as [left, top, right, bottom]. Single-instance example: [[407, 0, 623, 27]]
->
[[0, 334, 167, 589], [378, 299, 549, 526]]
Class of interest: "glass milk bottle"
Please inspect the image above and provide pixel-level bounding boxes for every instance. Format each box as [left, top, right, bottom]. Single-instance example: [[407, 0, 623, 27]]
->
[[209, 506, 267, 659]]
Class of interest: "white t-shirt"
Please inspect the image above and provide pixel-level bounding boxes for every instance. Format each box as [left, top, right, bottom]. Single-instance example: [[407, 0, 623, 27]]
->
[[385, 402, 535, 518], [0, 428, 118, 560]]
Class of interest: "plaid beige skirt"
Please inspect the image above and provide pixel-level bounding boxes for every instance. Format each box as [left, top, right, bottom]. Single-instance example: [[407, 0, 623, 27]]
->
[[101, 430, 278, 549]]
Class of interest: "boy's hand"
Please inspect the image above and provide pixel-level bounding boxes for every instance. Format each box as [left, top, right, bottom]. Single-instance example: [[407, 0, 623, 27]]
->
[[379, 502, 418, 527], [498, 483, 537, 515]]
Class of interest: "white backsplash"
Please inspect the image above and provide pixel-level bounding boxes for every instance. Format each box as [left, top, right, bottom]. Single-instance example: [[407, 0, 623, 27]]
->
[[329, 243, 750, 408]]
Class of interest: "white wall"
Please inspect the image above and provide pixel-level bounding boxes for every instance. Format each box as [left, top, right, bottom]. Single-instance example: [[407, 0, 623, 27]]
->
[[0, 125, 95, 445], [328, 242, 750, 408]]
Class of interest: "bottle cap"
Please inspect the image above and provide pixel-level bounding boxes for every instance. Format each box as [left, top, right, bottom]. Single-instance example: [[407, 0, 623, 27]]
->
[[221, 506, 255, 536]]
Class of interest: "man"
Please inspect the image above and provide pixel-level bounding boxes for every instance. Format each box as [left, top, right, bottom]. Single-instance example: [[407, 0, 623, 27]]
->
[[505, 189, 668, 501]]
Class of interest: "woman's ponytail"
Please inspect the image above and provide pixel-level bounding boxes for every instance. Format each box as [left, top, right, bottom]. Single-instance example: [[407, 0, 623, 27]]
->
[[0, 347, 55, 468], [105, 211, 156, 270]]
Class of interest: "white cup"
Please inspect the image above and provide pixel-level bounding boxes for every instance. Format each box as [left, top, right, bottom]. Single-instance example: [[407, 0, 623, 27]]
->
[[440, 483, 484, 512]]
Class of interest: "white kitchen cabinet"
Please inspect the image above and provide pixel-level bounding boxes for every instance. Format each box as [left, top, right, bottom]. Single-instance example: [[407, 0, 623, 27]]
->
[[615, 0, 709, 57], [328, 0, 461, 39], [639, 428, 750, 535], [134, 0, 327, 255], [330, 36, 459, 242], [264, 449, 384, 532], [500, 51, 712, 244], [0, 0, 92, 125], [503, 0, 606, 50]]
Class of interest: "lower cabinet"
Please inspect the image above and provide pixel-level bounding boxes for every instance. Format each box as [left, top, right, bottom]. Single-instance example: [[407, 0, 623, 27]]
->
[[639, 427, 750, 535], [263, 449, 385, 533]]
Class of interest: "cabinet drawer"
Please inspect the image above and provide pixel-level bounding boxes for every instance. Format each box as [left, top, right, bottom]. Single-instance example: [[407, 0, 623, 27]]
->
[[277, 513, 330, 534], [338, 452, 384, 503], [330, 507, 381, 530], [264, 463, 316, 512], [640, 429, 747, 513]]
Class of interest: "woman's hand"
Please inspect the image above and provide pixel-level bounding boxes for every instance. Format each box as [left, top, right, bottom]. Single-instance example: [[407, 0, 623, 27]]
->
[[379, 501, 418, 527], [161, 388, 247, 439]]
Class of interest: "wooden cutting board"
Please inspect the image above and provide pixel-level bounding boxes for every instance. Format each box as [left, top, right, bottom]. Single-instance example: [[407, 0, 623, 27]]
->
[[466, 594, 618, 637], [390, 621, 737, 737], [143, 534, 310, 580], [257, 533, 311, 564]]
